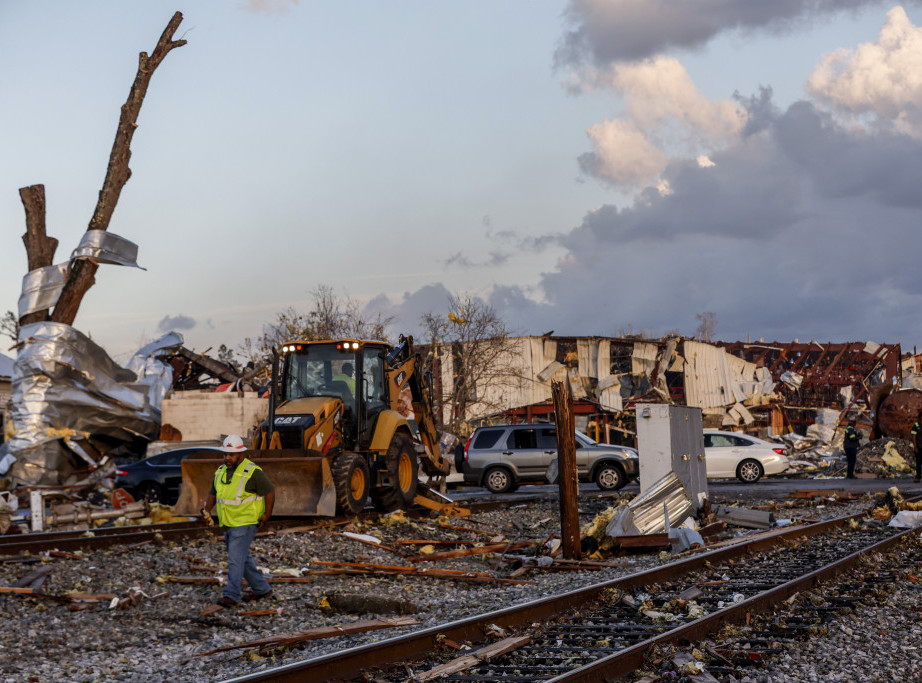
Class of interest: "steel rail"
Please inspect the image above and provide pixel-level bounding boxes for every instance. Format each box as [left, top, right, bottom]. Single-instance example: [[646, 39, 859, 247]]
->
[[222, 510, 882, 683], [0, 498, 510, 556], [546, 525, 915, 682]]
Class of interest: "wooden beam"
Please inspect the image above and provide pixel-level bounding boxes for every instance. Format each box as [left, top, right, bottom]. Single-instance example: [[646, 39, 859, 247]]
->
[[553, 379, 581, 560], [416, 636, 532, 681], [196, 617, 419, 656]]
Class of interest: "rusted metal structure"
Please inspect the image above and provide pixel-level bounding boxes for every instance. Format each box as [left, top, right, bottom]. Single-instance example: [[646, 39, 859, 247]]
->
[[717, 341, 901, 408], [877, 389, 922, 440], [468, 336, 902, 444]]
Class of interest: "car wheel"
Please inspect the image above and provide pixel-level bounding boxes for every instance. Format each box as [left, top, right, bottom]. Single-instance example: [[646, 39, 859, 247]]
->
[[483, 467, 514, 494], [736, 459, 764, 483], [136, 482, 162, 503], [593, 463, 625, 491]]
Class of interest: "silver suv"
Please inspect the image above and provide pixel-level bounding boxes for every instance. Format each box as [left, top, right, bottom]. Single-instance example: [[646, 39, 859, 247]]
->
[[460, 423, 639, 493]]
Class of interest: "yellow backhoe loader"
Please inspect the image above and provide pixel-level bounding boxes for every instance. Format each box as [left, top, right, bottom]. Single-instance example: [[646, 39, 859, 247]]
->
[[174, 335, 452, 517]]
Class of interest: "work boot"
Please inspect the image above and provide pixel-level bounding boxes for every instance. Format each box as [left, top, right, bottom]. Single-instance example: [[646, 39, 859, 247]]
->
[[216, 596, 237, 608], [243, 590, 273, 603]]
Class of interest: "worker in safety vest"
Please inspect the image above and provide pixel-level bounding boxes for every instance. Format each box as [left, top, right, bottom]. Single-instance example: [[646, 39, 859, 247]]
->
[[912, 417, 922, 483], [201, 435, 275, 607], [842, 419, 860, 480]]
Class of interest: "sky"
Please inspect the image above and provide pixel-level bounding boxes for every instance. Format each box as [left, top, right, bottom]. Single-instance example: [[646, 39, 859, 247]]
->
[[2, 0, 922, 364]]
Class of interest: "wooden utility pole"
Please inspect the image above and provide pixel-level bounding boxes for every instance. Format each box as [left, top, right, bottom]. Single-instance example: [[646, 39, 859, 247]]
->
[[552, 379, 581, 560], [18, 12, 187, 328]]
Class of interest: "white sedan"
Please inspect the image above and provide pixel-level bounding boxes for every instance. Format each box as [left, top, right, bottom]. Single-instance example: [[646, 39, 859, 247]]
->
[[703, 430, 791, 483]]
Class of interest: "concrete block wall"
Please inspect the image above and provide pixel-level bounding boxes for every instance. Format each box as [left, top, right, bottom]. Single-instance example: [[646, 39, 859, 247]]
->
[[161, 390, 269, 442]]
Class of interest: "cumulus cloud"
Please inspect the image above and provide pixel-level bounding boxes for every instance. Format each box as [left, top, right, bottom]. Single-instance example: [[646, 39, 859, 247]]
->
[[577, 57, 746, 188], [158, 314, 196, 332], [807, 6, 922, 136], [555, 0, 894, 68], [394, 86, 922, 346]]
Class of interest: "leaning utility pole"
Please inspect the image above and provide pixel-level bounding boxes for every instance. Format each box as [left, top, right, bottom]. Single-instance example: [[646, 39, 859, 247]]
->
[[552, 379, 581, 560], [18, 12, 187, 327]]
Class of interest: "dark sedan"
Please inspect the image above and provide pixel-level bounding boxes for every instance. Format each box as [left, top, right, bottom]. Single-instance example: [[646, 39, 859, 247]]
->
[[114, 447, 221, 505]]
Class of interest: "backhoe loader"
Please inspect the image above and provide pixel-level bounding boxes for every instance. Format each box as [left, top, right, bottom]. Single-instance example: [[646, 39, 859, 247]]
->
[[174, 335, 451, 516]]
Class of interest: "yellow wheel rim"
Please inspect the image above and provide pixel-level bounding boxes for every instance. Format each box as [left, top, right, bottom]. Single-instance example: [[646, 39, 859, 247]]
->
[[350, 467, 365, 499], [398, 452, 413, 491]]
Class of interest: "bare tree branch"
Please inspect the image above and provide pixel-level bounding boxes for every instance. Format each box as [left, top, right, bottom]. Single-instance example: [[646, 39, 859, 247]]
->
[[50, 11, 187, 326]]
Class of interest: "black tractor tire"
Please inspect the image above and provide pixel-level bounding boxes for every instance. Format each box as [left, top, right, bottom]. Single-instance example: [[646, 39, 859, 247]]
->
[[736, 458, 764, 484], [370, 433, 419, 512], [136, 482, 163, 504], [332, 453, 371, 515], [483, 467, 515, 494], [593, 462, 625, 491]]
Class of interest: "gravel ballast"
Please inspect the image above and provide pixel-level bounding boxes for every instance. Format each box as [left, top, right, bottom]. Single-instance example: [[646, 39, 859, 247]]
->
[[0, 485, 915, 682]]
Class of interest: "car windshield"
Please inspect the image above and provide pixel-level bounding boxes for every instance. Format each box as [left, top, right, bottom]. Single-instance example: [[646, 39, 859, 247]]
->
[[575, 431, 596, 446], [283, 345, 356, 403]]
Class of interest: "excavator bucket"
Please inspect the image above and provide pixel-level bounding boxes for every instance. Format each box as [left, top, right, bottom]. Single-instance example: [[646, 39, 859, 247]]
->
[[174, 450, 337, 518]]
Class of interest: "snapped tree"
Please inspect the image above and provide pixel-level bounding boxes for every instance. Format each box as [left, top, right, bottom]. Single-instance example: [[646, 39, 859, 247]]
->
[[16, 13, 187, 329]]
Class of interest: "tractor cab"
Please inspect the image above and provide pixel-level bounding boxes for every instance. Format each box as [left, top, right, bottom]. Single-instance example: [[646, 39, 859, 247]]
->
[[277, 340, 389, 449]]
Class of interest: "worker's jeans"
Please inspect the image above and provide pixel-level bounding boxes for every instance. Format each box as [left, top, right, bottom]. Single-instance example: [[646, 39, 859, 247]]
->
[[223, 524, 270, 602]]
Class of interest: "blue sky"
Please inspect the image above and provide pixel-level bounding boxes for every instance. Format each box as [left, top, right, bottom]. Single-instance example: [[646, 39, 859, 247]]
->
[[3, 1, 921, 362]]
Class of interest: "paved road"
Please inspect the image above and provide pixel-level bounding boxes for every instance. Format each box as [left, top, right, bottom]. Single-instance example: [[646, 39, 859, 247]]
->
[[447, 475, 922, 504]]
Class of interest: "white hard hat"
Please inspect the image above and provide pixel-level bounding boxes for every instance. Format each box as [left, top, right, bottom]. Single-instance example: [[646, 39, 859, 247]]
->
[[220, 434, 247, 452]]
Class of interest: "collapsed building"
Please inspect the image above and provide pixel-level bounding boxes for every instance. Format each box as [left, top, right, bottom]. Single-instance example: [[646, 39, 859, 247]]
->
[[430, 335, 904, 446]]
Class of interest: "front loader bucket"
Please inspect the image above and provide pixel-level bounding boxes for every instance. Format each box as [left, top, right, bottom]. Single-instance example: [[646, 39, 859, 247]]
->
[[174, 450, 337, 518]]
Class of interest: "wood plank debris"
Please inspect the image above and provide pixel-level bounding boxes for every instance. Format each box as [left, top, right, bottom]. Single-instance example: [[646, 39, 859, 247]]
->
[[407, 541, 535, 563], [240, 608, 284, 617], [195, 616, 419, 656], [415, 635, 532, 681], [311, 560, 535, 585], [790, 489, 855, 499], [13, 565, 52, 590], [332, 531, 401, 554], [437, 522, 499, 537], [168, 575, 312, 584]]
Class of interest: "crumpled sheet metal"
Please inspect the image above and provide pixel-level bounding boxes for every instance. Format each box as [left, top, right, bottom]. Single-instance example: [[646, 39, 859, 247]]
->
[[8, 322, 179, 486], [71, 230, 145, 269], [18, 231, 144, 319], [17, 263, 68, 318], [606, 471, 694, 537]]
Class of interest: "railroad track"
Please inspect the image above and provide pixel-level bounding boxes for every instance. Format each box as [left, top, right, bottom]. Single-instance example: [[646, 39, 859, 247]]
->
[[0, 497, 519, 557], [221, 512, 911, 682], [646, 532, 922, 679]]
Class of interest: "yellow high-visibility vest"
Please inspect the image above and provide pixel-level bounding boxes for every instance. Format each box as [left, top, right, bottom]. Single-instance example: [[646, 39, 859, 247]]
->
[[214, 458, 264, 527]]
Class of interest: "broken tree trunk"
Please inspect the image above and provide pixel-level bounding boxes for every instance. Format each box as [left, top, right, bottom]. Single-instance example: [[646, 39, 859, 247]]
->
[[552, 379, 581, 560], [18, 185, 58, 326], [19, 12, 187, 328]]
